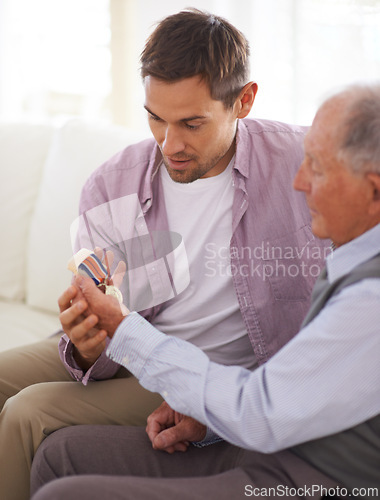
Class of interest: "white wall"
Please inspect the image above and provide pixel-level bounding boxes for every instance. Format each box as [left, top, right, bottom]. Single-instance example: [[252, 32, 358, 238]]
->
[[0, 0, 379, 132]]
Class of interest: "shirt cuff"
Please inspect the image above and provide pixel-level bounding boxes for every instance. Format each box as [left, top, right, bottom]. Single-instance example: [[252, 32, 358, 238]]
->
[[106, 312, 166, 378], [59, 334, 119, 385], [59, 334, 87, 382], [191, 427, 223, 448]]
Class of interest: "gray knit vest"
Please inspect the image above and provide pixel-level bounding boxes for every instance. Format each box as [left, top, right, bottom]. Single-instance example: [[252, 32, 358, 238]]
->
[[291, 252, 380, 493]]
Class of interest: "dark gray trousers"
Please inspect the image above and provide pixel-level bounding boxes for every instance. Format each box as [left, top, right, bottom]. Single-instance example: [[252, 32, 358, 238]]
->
[[30, 425, 339, 500]]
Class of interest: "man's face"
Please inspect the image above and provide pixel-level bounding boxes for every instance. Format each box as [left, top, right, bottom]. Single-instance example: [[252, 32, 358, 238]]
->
[[144, 75, 239, 183], [293, 99, 373, 247]]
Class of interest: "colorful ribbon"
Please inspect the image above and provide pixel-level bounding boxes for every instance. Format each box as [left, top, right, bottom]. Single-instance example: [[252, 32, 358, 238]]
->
[[77, 253, 109, 286]]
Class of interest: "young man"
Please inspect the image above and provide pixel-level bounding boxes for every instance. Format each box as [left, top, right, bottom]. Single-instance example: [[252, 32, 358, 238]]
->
[[0, 9, 327, 500], [31, 84, 380, 500]]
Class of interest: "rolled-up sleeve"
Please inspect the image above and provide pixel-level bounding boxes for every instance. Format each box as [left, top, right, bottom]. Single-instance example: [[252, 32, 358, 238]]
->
[[59, 334, 121, 385]]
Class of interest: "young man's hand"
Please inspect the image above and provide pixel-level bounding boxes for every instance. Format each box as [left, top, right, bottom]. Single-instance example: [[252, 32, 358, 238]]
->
[[58, 284, 107, 370]]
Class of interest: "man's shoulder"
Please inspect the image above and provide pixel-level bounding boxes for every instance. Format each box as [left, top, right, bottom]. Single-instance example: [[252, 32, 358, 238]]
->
[[235, 118, 308, 178], [241, 117, 308, 137], [94, 137, 157, 176], [85, 137, 157, 188], [79, 137, 158, 209]]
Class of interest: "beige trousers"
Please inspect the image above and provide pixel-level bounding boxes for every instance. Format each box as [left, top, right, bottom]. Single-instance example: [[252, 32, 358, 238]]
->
[[0, 334, 163, 500]]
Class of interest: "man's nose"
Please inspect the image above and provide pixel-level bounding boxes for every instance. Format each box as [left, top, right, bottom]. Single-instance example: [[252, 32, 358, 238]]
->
[[161, 126, 186, 156], [293, 161, 310, 193]]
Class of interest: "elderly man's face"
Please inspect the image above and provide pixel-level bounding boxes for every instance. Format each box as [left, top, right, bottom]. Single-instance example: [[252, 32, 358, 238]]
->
[[293, 99, 373, 247]]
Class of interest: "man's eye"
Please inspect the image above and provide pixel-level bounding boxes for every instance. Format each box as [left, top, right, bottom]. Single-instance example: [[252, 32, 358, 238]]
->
[[311, 167, 322, 176], [148, 114, 162, 122], [185, 123, 199, 130]]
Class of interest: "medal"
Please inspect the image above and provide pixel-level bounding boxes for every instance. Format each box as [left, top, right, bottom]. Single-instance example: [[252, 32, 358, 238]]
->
[[105, 285, 123, 304], [78, 254, 108, 285], [68, 248, 123, 305]]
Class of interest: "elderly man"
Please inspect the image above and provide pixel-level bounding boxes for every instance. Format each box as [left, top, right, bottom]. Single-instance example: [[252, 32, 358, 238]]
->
[[30, 84, 380, 499]]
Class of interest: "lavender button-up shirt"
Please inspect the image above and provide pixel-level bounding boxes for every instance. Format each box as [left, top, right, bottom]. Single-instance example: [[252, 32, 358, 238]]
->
[[59, 118, 330, 384]]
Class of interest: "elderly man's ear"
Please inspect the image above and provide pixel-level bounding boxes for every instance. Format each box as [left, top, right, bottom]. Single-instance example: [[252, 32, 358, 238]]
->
[[367, 172, 380, 216]]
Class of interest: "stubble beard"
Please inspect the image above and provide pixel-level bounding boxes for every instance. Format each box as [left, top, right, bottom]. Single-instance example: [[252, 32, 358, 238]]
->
[[161, 147, 232, 184]]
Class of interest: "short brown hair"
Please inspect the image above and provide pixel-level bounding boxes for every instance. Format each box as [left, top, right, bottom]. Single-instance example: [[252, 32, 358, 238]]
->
[[140, 8, 250, 109]]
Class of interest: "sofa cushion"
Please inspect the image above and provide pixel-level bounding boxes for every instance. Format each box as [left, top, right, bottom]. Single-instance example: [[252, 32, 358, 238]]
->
[[26, 119, 143, 314], [0, 122, 54, 301], [0, 301, 61, 352]]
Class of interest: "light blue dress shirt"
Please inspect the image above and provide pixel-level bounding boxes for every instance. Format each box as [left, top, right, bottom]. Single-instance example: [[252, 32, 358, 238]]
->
[[107, 224, 380, 452]]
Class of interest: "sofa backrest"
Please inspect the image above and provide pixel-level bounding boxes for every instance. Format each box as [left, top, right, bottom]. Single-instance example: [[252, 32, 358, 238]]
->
[[0, 122, 54, 302], [0, 119, 146, 315]]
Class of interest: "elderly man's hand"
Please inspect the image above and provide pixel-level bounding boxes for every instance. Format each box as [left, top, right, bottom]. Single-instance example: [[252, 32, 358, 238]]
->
[[58, 276, 128, 370], [74, 275, 128, 335], [146, 401, 207, 454]]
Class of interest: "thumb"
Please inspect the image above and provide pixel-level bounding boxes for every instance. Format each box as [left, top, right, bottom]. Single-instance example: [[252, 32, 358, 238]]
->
[[153, 425, 188, 450], [76, 275, 98, 299]]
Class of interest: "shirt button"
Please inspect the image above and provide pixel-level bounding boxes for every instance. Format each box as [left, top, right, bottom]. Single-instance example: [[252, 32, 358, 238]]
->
[[122, 355, 129, 365], [162, 390, 169, 398]]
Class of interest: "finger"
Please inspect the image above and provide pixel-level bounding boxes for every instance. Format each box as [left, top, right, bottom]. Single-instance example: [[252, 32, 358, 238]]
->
[[146, 401, 174, 428], [73, 326, 107, 352], [70, 285, 86, 307], [77, 276, 112, 312], [152, 425, 186, 451], [146, 417, 165, 444], [146, 402, 174, 443], [152, 431, 190, 453], [171, 441, 190, 452], [105, 250, 114, 269], [69, 277, 85, 310], [146, 411, 167, 442], [69, 315, 101, 345], [59, 300, 88, 331], [71, 327, 107, 365], [94, 247, 113, 276], [155, 439, 190, 454], [75, 275, 101, 301], [94, 247, 103, 260], [58, 285, 78, 313], [174, 412, 185, 426], [112, 260, 127, 288]]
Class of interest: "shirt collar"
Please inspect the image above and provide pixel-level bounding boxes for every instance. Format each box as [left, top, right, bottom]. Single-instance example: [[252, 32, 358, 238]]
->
[[143, 123, 246, 207], [141, 143, 162, 210], [234, 120, 250, 178], [326, 223, 380, 283]]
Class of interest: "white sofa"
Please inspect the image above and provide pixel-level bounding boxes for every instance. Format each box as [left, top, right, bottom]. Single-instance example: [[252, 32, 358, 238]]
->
[[0, 119, 146, 352]]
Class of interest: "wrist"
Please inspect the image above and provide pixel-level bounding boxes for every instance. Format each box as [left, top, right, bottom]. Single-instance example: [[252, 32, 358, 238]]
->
[[104, 311, 126, 338], [73, 346, 99, 370], [97, 301, 129, 338]]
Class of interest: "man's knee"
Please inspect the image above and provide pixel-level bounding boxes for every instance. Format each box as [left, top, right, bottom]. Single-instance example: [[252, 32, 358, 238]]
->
[[31, 477, 92, 500], [1, 383, 59, 441], [31, 433, 65, 497], [31, 475, 154, 500]]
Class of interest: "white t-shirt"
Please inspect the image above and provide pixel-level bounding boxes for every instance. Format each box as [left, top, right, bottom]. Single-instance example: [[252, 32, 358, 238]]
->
[[154, 159, 257, 370]]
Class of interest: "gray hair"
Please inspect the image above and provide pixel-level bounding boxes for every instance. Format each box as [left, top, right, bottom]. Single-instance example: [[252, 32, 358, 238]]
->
[[336, 83, 380, 174]]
